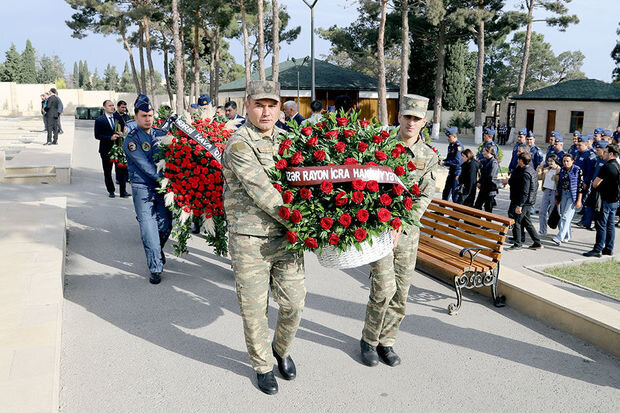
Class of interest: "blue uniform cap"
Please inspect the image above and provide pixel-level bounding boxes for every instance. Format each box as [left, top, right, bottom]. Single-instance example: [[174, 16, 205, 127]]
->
[[189, 103, 198, 109], [518, 128, 527, 136], [550, 131, 562, 141], [526, 130, 535, 138], [484, 126, 495, 137], [197, 94, 211, 106], [594, 140, 609, 149], [577, 133, 593, 142], [602, 129, 612, 137], [594, 128, 604, 135], [134, 94, 153, 113], [573, 130, 581, 137], [445, 126, 458, 136]]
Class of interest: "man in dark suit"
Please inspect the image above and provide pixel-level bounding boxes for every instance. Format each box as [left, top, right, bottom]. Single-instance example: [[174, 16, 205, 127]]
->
[[44, 88, 60, 145], [95, 100, 128, 198], [283, 100, 305, 125]]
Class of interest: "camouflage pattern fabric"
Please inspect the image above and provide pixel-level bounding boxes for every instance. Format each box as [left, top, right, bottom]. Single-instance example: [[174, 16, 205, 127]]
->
[[229, 234, 305, 374], [362, 135, 439, 347], [399, 94, 429, 118], [222, 119, 306, 374], [222, 122, 289, 236]]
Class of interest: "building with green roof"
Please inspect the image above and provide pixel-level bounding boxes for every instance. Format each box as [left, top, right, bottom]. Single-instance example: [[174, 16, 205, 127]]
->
[[510, 79, 620, 142], [218, 58, 400, 124]]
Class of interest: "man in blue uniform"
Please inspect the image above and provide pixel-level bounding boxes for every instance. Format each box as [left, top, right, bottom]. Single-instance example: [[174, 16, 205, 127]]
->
[[569, 130, 581, 158], [545, 131, 564, 167], [477, 126, 498, 161], [593, 128, 604, 143], [602, 129, 613, 143], [509, 128, 527, 174], [123, 94, 172, 285], [441, 126, 463, 202], [580, 140, 609, 230], [526, 131, 544, 170], [574, 134, 598, 230]]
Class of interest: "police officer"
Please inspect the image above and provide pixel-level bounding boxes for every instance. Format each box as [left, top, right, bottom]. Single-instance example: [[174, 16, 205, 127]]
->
[[526, 131, 544, 170], [361, 94, 439, 368], [580, 140, 609, 229], [441, 126, 463, 202], [602, 129, 613, 143], [545, 131, 564, 167], [593, 128, 604, 142], [477, 126, 498, 162], [574, 134, 598, 229], [569, 130, 581, 158], [509, 128, 527, 174], [222, 80, 305, 395], [123, 94, 172, 285]]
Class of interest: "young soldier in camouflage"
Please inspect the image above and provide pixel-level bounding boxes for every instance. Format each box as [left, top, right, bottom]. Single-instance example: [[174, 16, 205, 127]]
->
[[222, 80, 306, 395], [360, 94, 439, 367]]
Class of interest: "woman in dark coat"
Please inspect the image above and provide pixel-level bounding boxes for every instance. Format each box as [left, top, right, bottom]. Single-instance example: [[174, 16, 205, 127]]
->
[[474, 145, 500, 212], [458, 148, 480, 207]]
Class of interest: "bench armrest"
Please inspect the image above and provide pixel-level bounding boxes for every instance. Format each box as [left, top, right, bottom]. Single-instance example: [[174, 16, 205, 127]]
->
[[459, 247, 496, 268]]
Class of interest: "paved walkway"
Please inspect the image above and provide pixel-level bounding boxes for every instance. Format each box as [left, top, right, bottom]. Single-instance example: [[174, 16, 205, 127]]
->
[[49, 121, 619, 411]]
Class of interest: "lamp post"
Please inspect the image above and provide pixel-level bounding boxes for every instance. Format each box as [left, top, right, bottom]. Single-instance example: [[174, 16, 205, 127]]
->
[[302, 0, 318, 101], [291, 56, 309, 108]]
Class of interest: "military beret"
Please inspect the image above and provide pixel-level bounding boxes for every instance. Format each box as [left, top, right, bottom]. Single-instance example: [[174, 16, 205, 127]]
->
[[602, 129, 612, 137], [134, 94, 153, 113], [400, 94, 429, 118], [594, 128, 604, 135], [526, 130, 535, 138], [445, 126, 458, 136], [247, 80, 280, 101], [484, 126, 495, 137], [573, 130, 581, 137], [594, 140, 609, 149], [518, 128, 527, 136], [198, 94, 211, 106]]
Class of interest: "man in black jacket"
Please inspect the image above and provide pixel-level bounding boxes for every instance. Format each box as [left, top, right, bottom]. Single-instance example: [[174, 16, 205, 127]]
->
[[508, 151, 543, 249], [94, 100, 128, 198], [44, 88, 60, 145]]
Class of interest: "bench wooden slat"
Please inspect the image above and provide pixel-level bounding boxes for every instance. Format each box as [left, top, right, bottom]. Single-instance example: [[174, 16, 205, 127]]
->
[[420, 226, 501, 260], [422, 210, 506, 243], [426, 203, 509, 234], [430, 198, 515, 226], [417, 250, 466, 276], [420, 217, 505, 252], [419, 234, 497, 269], [418, 243, 490, 272]]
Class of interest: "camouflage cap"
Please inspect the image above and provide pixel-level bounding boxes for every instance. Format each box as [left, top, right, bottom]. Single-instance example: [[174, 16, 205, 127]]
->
[[400, 94, 429, 118], [247, 80, 280, 102]]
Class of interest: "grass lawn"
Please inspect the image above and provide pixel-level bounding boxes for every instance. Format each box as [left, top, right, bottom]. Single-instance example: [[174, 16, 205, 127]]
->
[[545, 259, 620, 299]]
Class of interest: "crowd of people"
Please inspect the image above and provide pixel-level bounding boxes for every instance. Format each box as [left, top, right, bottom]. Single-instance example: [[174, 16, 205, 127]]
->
[[440, 126, 620, 256]]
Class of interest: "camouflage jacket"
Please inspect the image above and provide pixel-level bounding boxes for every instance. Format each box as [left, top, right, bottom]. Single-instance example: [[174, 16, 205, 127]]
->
[[222, 121, 289, 236], [402, 136, 439, 221]]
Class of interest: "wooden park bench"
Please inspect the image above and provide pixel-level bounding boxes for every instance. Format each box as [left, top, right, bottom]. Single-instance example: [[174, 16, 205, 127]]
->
[[416, 199, 514, 315]]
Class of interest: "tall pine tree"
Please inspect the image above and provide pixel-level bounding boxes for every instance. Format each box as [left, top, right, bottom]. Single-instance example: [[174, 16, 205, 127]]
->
[[20, 40, 37, 83], [73, 62, 79, 88], [1, 44, 21, 82], [103, 64, 119, 91], [443, 40, 468, 111], [119, 62, 136, 92]]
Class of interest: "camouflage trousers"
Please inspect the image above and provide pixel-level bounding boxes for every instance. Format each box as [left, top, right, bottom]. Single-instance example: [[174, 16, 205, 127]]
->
[[228, 233, 306, 374], [362, 226, 420, 347]]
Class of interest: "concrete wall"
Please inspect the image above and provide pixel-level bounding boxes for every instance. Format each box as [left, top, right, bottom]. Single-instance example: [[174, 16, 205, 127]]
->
[[515, 100, 620, 139], [0, 82, 181, 116]]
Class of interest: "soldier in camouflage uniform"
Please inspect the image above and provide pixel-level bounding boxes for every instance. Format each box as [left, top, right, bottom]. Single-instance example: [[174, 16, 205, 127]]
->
[[222, 80, 306, 395], [360, 94, 439, 367]]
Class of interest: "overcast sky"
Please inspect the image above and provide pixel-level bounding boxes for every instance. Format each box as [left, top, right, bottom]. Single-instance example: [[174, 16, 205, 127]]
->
[[1, 0, 618, 82]]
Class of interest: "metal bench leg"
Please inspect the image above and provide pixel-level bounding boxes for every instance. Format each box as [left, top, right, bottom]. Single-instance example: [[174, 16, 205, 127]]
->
[[491, 265, 506, 308], [448, 274, 463, 315]]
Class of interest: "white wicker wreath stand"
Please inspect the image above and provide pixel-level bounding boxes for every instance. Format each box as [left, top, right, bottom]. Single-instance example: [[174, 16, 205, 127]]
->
[[315, 230, 394, 269]]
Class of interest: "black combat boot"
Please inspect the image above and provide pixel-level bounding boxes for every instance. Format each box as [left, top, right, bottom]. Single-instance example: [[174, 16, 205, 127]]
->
[[377, 345, 401, 367], [257, 371, 278, 395], [360, 339, 379, 366], [272, 346, 296, 380]]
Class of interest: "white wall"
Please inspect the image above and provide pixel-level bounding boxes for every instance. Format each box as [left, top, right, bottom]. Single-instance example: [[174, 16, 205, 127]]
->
[[515, 100, 620, 141], [0, 82, 181, 116]]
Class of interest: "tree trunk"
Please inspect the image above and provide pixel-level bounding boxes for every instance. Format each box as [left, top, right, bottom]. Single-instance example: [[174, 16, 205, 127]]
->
[[122, 32, 141, 94], [240, 0, 251, 98], [144, 17, 156, 98], [272, 0, 280, 83], [516, 1, 534, 95], [400, 0, 409, 98], [138, 22, 147, 94], [160, 28, 174, 104], [432, 21, 446, 140], [193, 23, 200, 104], [257, 0, 266, 80], [377, 0, 388, 125], [214, 27, 221, 106], [171, 0, 184, 114], [474, 9, 485, 144], [208, 28, 217, 102], [180, 11, 187, 109]]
